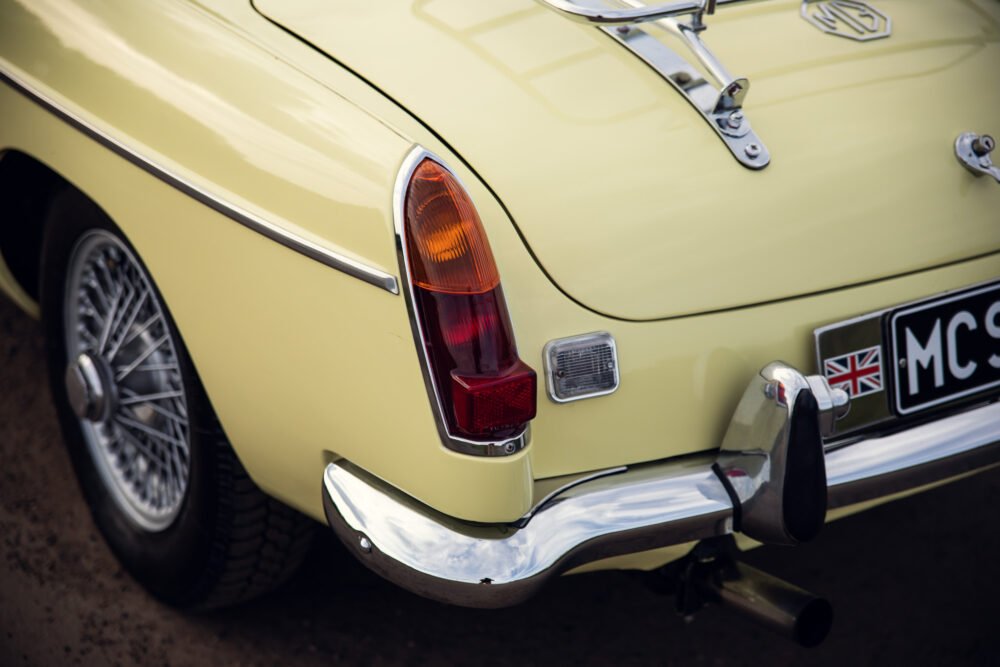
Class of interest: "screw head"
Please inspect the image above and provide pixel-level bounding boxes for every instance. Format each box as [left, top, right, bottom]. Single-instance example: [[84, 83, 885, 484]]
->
[[727, 111, 744, 129], [503, 441, 517, 455], [616, 25, 631, 35], [358, 535, 372, 553], [744, 143, 762, 159]]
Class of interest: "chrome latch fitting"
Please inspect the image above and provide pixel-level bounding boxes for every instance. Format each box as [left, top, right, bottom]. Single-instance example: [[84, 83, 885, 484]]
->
[[955, 132, 1000, 184]]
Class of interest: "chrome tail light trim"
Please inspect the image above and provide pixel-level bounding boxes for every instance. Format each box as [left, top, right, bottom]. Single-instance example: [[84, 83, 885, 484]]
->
[[391, 145, 528, 457]]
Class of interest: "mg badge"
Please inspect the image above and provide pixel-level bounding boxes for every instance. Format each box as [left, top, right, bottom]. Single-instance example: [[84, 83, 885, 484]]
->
[[801, 1, 891, 41]]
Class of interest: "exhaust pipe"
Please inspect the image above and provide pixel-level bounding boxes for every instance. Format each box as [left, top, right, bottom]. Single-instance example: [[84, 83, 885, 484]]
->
[[700, 561, 833, 647], [647, 537, 833, 648]]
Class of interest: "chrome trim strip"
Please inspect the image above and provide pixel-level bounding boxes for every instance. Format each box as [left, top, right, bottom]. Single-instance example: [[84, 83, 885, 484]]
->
[[323, 398, 1000, 608], [826, 401, 1000, 508], [0, 67, 399, 294], [517, 465, 628, 524], [391, 145, 527, 457]]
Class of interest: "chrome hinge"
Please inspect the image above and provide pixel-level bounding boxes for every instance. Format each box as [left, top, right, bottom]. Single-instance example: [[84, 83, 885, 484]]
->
[[537, 0, 771, 169]]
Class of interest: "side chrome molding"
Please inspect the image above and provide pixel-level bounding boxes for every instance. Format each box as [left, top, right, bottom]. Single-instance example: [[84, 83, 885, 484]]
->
[[0, 67, 399, 294]]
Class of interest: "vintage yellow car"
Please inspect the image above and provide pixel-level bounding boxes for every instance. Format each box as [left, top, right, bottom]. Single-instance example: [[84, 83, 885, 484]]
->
[[1, 0, 998, 647]]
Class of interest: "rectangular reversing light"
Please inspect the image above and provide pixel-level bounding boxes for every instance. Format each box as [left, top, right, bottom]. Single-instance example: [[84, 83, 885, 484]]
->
[[544, 332, 619, 403]]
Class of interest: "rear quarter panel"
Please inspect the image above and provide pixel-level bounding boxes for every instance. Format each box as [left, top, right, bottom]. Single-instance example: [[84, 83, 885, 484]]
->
[[0, 0, 537, 523]]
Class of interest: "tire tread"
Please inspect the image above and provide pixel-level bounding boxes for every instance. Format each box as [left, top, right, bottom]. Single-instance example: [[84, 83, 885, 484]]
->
[[195, 427, 315, 609]]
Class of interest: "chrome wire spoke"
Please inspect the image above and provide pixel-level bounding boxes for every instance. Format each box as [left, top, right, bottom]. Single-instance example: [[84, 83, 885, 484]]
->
[[119, 388, 184, 407], [119, 312, 162, 354], [79, 290, 105, 326], [64, 230, 190, 531], [102, 282, 135, 353], [127, 362, 180, 374], [84, 275, 111, 314], [97, 288, 123, 353], [114, 413, 186, 449], [115, 426, 171, 475], [77, 325, 100, 350], [115, 333, 169, 382], [106, 289, 149, 361]]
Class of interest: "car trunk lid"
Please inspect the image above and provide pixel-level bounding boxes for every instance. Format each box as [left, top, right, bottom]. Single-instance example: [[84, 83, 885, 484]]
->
[[254, 0, 1000, 320]]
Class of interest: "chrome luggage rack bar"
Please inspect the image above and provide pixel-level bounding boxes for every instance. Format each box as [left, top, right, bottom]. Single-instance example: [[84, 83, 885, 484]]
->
[[536, 0, 771, 169]]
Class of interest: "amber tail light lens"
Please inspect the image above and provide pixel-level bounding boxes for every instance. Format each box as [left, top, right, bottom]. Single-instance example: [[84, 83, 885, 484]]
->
[[403, 159, 536, 441]]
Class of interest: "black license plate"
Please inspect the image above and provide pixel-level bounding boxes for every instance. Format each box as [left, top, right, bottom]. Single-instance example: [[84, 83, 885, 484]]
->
[[889, 281, 1000, 415]]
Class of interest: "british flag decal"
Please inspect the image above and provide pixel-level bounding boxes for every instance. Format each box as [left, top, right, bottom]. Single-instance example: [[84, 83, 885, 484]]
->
[[823, 345, 884, 399]]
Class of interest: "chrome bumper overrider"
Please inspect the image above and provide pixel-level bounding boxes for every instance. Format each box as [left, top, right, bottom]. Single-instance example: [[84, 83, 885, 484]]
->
[[323, 364, 1000, 608]]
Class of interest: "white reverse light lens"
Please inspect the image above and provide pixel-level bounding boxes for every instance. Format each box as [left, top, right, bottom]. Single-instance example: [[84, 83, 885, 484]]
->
[[544, 332, 620, 403]]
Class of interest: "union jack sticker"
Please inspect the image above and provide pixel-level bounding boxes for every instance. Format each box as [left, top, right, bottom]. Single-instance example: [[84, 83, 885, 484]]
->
[[823, 345, 883, 399]]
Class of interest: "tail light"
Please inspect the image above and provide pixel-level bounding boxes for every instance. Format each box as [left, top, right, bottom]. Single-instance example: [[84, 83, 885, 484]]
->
[[399, 154, 536, 448]]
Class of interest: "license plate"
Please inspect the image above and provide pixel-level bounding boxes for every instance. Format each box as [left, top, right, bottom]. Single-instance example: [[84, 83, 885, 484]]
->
[[889, 282, 1000, 415]]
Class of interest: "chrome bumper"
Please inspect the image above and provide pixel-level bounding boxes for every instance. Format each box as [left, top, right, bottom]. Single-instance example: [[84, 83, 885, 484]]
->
[[323, 370, 1000, 608]]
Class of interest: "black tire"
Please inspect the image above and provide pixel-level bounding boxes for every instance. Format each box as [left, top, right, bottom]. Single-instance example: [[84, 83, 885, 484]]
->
[[40, 188, 314, 609]]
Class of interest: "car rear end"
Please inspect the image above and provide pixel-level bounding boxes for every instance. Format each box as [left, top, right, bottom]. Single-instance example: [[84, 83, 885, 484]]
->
[[255, 0, 1000, 621]]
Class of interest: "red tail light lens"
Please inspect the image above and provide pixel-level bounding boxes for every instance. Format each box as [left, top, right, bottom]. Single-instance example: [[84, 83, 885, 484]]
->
[[403, 158, 536, 442]]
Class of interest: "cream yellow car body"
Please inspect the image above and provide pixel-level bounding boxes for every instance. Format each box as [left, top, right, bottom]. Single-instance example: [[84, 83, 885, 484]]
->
[[1, 0, 999, 578]]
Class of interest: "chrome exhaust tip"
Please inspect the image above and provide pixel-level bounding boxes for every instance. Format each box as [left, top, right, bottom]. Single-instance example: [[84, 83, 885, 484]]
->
[[647, 537, 833, 648], [705, 561, 833, 648]]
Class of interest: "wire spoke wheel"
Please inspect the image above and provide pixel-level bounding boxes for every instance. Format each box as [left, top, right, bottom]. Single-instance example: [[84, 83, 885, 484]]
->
[[44, 192, 313, 608], [63, 230, 189, 531]]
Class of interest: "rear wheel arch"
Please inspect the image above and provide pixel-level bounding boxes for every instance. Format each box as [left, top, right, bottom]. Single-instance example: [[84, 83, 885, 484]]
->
[[3, 162, 317, 608], [0, 150, 77, 302]]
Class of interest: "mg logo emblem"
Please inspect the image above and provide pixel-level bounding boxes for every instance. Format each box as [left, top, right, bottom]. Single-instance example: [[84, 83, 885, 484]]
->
[[801, 1, 892, 41]]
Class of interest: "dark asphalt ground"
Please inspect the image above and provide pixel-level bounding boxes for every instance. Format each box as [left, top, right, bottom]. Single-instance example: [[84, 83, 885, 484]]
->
[[2, 292, 999, 667]]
